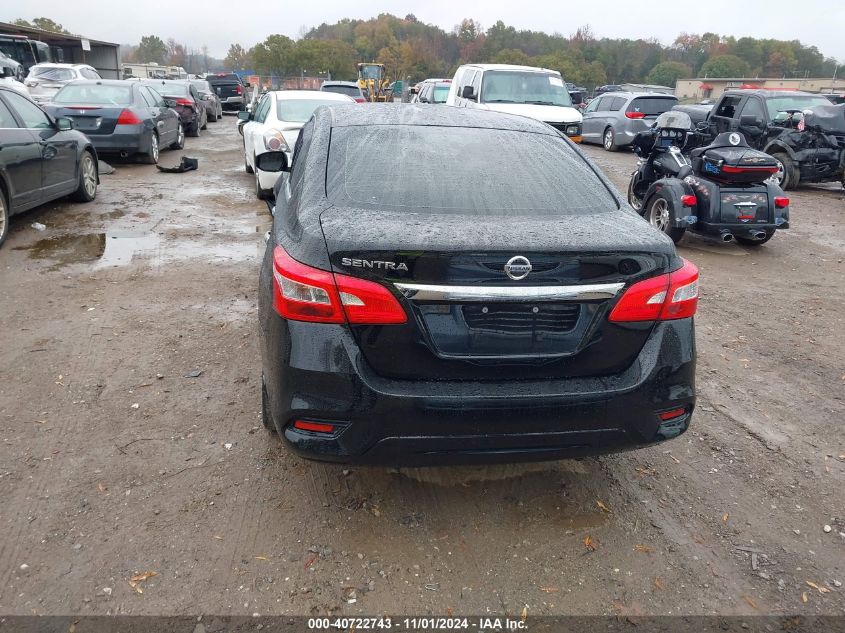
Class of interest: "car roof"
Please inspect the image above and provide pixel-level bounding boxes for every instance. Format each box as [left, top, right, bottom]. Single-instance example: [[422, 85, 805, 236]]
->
[[458, 63, 560, 75], [322, 81, 358, 87], [724, 89, 820, 98], [321, 102, 559, 135], [273, 90, 355, 101], [61, 79, 134, 88], [30, 63, 93, 70], [598, 91, 677, 98]]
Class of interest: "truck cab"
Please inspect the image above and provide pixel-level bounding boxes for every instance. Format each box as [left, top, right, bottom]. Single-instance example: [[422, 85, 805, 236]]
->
[[708, 89, 844, 189]]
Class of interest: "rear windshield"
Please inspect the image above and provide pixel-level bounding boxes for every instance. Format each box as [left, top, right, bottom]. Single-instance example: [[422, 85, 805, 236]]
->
[[326, 126, 616, 215], [277, 99, 343, 123], [31, 67, 75, 81], [322, 85, 359, 97], [480, 71, 573, 107], [53, 84, 133, 105], [432, 85, 450, 103], [765, 95, 834, 119], [628, 97, 678, 116], [190, 80, 211, 92], [142, 82, 189, 96]]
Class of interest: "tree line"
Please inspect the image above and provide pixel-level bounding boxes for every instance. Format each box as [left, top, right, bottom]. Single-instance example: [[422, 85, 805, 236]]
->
[[224, 14, 841, 88]]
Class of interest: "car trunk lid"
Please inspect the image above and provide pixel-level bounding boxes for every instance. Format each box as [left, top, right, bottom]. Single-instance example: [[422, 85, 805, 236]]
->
[[48, 105, 121, 134]]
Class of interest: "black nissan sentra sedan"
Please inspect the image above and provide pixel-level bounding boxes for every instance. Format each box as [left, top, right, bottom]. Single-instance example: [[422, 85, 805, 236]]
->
[[258, 104, 698, 465]]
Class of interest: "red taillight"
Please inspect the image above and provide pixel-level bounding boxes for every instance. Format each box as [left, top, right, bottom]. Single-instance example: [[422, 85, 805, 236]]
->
[[608, 259, 699, 323], [236, 84, 243, 95], [271, 246, 407, 325], [174, 97, 194, 106], [720, 165, 778, 174], [116, 109, 142, 125], [774, 196, 789, 208], [625, 111, 646, 119], [293, 420, 336, 434], [354, 97, 366, 103], [658, 407, 687, 421], [681, 194, 697, 207]]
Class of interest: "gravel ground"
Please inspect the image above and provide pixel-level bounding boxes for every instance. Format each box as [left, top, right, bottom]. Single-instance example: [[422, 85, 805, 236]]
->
[[0, 119, 842, 617]]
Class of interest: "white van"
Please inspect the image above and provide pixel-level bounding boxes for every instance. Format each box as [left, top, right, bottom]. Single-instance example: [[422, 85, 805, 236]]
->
[[446, 64, 582, 141]]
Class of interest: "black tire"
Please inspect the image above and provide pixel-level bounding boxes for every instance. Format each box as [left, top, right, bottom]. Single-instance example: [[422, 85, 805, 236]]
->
[[771, 152, 799, 190], [70, 150, 97, 202], [645, 192, 686, 244], [261, 379, 275, 432], [208, 108, 218, 123], [188, 119, 201, 138], [627, 178, 643, 211], [736, 231, 775, 247], [603, 127, 616, 152], [169, 123, 185, 150], [142, 132, 159, 165], [255, 164, 270, 200], [244, 145, 254, 174], [201, 111, 208, 130], [0, 186, 9, 249]]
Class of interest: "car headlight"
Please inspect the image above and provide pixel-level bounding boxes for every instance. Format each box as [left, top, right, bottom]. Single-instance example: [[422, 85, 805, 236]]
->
[[264, 129, 290, 152], [566, 124, 581, 136]]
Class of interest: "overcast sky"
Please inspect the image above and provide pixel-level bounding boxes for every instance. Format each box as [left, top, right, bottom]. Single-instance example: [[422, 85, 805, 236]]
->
[[10, 0, 845, 63]]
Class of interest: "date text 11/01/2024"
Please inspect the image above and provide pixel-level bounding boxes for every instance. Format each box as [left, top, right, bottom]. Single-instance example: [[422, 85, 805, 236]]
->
[[307, 617, 528, 630]]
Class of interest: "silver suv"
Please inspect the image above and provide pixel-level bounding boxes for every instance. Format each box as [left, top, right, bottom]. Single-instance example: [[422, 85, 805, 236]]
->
[[582, 92, 678, 151], [24, 63, 102, 103]]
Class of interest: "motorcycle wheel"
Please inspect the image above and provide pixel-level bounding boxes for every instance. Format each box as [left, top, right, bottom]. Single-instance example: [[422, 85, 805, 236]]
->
[[646, 193, 686, 244], [627, 179, 643, 211]]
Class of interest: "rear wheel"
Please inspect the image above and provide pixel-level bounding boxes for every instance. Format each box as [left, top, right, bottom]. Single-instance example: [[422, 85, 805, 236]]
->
[[208, 108, 218, 123], [170, 123, 185, 150], [736, 231, 775, 246], [188, 119, 201, 137], [71, 151, 97, 202], [603, 127, 616, 152], [201, 111, 208, 130], [771, 152, 798, 190], [646, 193, 686, 244], [0, 187, 9, 248], [255, 162, 270, 200], [627, 178, 643, 211], [142, 132, 159, 165], [244, 144, 254, 174]]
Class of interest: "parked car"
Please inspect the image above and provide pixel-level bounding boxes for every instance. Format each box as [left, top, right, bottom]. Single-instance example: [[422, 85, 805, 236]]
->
[[24, 63, 101, 103], [207, 73, 245, 111], [410, 78, 451, 104], [594, 84, 624, 96], [135, 79, 206, 137], [45, 80, 183, 164], [581, 92, 678, 151], [0, 86, 98, 247], [190, 79, 223, 122], [820, 93, 845, 105], [0, 57, 28, 96], [254, 103, 698, 465], [446, 64, 583, 141], [706, 89, 843, 189], [320, 80, 365, 103], [238, 90, 355, 199]]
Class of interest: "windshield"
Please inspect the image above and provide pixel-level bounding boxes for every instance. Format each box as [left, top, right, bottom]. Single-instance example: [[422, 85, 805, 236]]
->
[[432, 85, 450, 103], [327, 125, 615, 214], [142, 81, 189, 96], [359, 65, 382, 81], [31, 67, 74, 82], [322, 85, 360, 97], [277, 99, 341, 123], [629, 97, 677, 116], [53, 84, 133, 105], [480, 71, 573, 107], [765, 95, 833, 119], [190, 80, 211, 92], [654, 110, 692, 130]]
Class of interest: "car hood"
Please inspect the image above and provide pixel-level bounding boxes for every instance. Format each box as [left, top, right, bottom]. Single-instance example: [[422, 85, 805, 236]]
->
[[803, 103, 845, 134], [479, 102, 583, 124]]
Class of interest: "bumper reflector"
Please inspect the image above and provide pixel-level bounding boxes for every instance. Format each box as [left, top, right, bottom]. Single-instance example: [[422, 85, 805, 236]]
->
[[293, 420, 336, 434], [658, 407, 687, 421]]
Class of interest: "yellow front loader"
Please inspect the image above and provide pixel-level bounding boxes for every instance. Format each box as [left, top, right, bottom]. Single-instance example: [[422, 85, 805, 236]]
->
[[357, 62, 390, 102]]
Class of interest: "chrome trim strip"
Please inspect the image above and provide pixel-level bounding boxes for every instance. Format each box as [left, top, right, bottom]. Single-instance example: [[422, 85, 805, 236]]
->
[[393, 282, 625, 302]]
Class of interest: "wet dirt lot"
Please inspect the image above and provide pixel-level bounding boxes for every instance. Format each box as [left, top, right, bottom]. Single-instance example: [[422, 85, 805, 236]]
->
[[0, 120, 843, 618]]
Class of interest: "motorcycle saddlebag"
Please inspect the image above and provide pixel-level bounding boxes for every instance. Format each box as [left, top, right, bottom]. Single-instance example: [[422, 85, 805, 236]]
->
[[700, 146, 779, 184]]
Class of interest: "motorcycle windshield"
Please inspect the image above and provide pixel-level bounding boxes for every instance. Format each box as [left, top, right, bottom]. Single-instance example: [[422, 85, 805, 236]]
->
[[654, 110, 692, 130]]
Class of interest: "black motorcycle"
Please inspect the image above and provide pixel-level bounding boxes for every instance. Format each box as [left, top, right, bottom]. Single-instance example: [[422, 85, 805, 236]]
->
[[627, 111, 790, 246]]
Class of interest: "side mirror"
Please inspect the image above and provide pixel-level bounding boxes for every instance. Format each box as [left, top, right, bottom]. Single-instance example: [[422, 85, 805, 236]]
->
[[237, 110, 252, 121], [255, 151, 289, 173], [0, 66, 13, 78], [740, 114, 763, 128], [55, 117, 73, 131], [163, 98, 177, 108], [461, 85, 477, 101]]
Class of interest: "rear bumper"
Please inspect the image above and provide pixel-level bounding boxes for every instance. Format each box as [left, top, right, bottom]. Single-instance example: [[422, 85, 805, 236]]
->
[[260, 308, 696, 465], [220, 96, 244, 109], [85, 129, 151, 155]]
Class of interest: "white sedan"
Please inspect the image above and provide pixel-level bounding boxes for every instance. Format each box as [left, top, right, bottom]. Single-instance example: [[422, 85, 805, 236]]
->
[[241, 90, 355, 199]]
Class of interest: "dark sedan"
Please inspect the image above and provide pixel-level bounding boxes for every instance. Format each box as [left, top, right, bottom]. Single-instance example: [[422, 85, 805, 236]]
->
[[46, 80, 183, 164], [190, 79, 223, 122], [136, 79, 207, 137], [0, 86, 98, 247], [257, 104, 699, 465]]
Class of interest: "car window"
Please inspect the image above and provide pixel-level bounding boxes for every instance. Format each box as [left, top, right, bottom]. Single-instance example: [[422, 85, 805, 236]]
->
[[594, 97, 610, 112], [0, 97, 19, 128], [53, 84, 133, 105], [609, 97, 626, 111], [289, 118, 314, 194], [715, 96, 742, 119], [276, 98, 342, 123], [189, 85, 200, 101], [739, 97, 766, 121], [327, 125, 617, 215], [139, 86, 158, 107], [461, 70, 476, 96], [30, 67, 74, 82], [254, 95, 271, 123], [432, 85, 450, 103], [3, 91, 51, 128], [583, 98, 600, 113], [628, 97, 677, 116], [322, 84, 359, 97], [480, 71, 572, 107], [471, 71, 482, 95], [80, 68, 100, 79], [764, 95, 833, 120]]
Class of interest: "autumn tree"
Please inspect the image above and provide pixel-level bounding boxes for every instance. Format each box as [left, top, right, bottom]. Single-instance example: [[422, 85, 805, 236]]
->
[[699, 54, 751, 78], [225, 43, 252, 70], [136, 35, 168, 64], [13, 17, 70, 33], [646, 61, 692, 87]]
